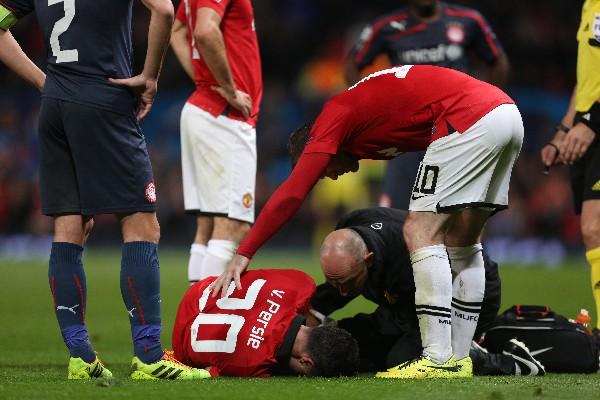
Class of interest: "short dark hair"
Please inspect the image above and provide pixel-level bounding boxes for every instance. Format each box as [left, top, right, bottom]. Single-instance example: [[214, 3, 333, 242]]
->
[[305, 325, 359, 377], [287, 122, 313, 168]]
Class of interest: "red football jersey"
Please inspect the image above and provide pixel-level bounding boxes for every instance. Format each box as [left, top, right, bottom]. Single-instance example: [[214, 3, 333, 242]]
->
[[172, 269, 315, 377], [176, 0, 263, 126], [304, 65, 514, 159]]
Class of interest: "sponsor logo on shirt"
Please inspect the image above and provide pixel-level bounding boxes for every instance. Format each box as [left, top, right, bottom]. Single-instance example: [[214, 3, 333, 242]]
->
[[594, 14, 600, 41], [399, 44, 463, 64]]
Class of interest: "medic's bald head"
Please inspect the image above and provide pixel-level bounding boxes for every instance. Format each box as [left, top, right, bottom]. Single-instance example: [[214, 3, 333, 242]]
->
[[319, 229, 368, 279]]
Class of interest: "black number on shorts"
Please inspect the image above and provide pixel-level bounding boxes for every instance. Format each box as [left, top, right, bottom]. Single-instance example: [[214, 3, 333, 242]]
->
[[412, 164, 439, 195]]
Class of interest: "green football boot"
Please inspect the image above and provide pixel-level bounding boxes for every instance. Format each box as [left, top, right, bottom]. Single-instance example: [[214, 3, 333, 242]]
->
[[130, 350, 212, 380], [67, 355, 113, 380]]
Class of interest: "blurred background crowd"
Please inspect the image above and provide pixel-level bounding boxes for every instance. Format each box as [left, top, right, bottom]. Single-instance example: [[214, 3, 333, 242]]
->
[[0, 0, 584, 264]]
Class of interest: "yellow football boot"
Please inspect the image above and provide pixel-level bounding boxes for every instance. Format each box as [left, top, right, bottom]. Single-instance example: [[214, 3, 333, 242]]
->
[[375, 355, 471, 379], [130, 350, 212, 380]]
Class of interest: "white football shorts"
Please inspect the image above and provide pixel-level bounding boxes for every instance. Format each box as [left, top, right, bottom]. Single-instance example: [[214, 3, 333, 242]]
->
[[180, 103, 257, 223], [408, 103, 523, 213]]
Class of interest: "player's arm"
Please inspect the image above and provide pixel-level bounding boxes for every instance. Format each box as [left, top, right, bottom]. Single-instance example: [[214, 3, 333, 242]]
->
[[0, 2, 45, 92], [344, 23, 386, 86], [194, 7, 251, 119], [170, 19, 194, 81], [469, 12, 509, 88], [310, 283, 355, 319], [486, 52, 509, 88], [111, 0, 174, 120], [541, 86, 576, 167], [211, 152, 332, 297], [558, 89, 598, 165], [0, 29, 44, 92]]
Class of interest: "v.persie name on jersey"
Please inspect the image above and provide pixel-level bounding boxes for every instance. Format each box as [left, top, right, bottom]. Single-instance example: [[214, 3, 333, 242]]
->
[[246, 289, 285, 349]]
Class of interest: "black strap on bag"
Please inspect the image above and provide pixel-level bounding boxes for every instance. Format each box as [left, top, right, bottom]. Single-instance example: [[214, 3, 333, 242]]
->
[[483, 305, 599, 373]]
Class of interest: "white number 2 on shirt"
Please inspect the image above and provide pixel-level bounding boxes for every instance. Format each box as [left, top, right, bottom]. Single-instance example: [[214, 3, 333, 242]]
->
[[48, 0, 79, 63], [190, 279, 266, 353]]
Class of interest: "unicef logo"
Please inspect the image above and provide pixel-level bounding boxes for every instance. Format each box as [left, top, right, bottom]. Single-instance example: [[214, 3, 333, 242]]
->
[[445, 44, 463, 61]]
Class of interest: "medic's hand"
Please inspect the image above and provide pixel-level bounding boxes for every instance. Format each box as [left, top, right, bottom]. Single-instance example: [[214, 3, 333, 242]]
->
[[210, 254, 250, 298]]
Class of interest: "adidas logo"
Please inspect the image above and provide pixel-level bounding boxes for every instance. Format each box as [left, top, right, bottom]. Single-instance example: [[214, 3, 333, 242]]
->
[[592, 180, 600, 191]]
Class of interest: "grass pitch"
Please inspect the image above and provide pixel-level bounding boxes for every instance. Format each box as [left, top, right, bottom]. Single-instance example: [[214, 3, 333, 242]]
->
[[0, 249, 598, 399]]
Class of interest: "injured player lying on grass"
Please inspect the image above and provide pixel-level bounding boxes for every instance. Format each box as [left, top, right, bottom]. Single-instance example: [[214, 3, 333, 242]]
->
[[171, 269, 359, 377]]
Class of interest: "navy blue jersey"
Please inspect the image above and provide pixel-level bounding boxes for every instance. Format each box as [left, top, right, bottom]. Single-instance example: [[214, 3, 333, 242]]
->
[[351, 2, 503, 72], [0, 0, 136, 114]]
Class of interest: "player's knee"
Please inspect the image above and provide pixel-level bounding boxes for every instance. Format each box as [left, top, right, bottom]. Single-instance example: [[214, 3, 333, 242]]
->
[[82, 217, 95, 244], [581, 218, 600, 249]]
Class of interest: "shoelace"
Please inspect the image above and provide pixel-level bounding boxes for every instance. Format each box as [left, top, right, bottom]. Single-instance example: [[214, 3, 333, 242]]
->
[[163, 350, 192, 369], [388, 356, 426, 371]]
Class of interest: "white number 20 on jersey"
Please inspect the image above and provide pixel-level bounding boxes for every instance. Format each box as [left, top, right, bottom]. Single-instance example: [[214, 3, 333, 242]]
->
[[190, 279, 266, 353], [48, 0, 79, 63]]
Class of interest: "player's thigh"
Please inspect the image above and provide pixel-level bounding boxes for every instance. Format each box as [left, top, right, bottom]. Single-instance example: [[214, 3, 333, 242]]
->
[[180, 105, 256, 222], [38, 99, 81, 216], [409, 104, 523, 215], [61, 103, 156, 215]]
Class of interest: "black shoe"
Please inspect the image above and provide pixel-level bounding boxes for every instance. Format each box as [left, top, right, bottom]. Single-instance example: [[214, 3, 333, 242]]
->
[[502, 338, 546, 376]]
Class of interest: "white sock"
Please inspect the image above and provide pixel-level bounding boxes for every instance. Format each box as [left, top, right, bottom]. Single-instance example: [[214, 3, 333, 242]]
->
[[448, 244, 485, 360], [188, 244, 207, 283], [411, 244, 453, 364], [200, 239, 237, 279]]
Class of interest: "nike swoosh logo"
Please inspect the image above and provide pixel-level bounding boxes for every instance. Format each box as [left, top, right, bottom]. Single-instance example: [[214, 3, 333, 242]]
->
[[511, 354, 539, 376], [530, 347, 553, 357], [411, 194, 427, 200], [426, 365, 461, 372]]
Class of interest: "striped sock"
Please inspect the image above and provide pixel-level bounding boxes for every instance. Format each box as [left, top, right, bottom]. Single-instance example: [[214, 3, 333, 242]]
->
[[411, 244, 453, 364], [448, 244, 485, 360]]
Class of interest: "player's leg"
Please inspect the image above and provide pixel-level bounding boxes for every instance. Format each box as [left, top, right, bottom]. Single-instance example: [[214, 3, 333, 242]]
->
[[188, 215, 214, 284], [181, 104, 256, 281], [40, 99, 110, 378], [445, 208, 490, 361], [403, 210, 454, 365], [203, 216, 251, 278], [582, 200, 600, 330], [181, 104, 214, 283], [576, 141, 600, 330]]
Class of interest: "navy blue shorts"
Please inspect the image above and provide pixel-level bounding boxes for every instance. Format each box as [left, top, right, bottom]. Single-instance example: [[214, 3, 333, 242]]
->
[[38, 98, 157, 216]]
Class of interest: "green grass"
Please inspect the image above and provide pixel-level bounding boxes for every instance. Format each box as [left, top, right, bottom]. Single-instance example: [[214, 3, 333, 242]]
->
[[0, 249, 598, 399]]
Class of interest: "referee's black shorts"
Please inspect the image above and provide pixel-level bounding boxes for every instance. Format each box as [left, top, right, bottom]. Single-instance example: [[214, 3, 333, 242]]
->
[[38, 98, 157, 216], [570, 138, 600, 214]]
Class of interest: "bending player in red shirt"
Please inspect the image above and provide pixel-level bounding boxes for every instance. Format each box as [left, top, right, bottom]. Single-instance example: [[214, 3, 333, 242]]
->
[[211, 65, 524, 378], [173, 269, 359, 377]]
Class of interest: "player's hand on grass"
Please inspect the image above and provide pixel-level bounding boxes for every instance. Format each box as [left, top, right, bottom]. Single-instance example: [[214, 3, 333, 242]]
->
[[109, 74, 158, 121], [211, 86, 252, 119], [210, 254, 250, 298], [558, 123, 596, 165]]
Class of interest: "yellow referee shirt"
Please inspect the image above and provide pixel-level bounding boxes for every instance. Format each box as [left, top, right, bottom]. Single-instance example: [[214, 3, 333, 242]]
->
[[576, 0, 600, 111]]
